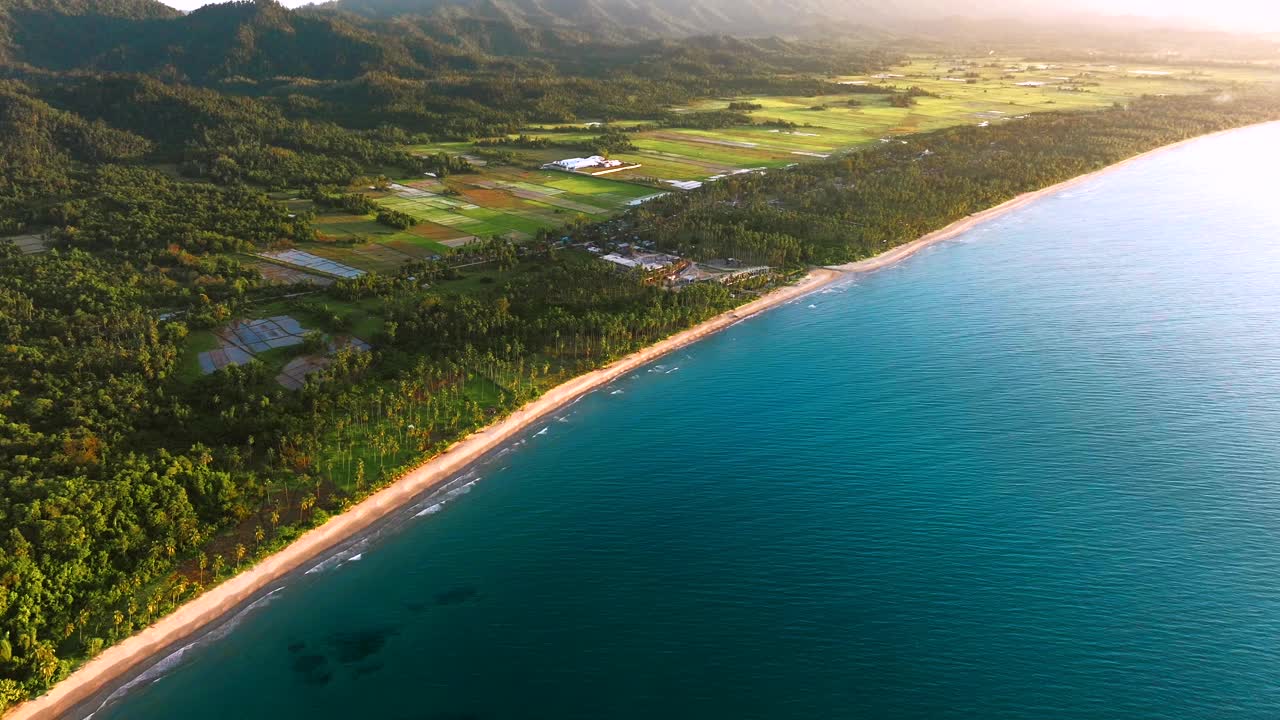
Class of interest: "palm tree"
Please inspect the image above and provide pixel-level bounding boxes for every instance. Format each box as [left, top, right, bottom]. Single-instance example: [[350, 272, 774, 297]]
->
[[170, 579, 188, 605]]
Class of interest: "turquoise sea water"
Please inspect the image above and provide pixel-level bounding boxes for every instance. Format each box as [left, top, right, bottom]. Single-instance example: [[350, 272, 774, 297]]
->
[[93, 123, 1280, 719]]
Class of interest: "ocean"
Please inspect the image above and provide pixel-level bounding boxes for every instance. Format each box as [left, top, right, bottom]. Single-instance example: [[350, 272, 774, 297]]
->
[[92, 122, 1280, 719]]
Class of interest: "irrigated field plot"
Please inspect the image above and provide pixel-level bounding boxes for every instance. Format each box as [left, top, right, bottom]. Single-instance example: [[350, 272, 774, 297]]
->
[[259, 249, 366, 278], [245, 258, 334, 286], [369, 170, 656, 243]]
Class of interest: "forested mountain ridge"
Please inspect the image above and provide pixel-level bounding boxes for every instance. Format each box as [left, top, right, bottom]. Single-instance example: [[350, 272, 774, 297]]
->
[[0, 0, 435, 81], [321, 0, 869, 39], [322, 0, 1280, 53], [1, 0, 1272, 84], [0, 0, 882, 82], [0, 0, 177, 63]]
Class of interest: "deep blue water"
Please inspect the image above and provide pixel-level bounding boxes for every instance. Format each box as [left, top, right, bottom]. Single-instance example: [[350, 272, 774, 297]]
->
[[96, 123, 1280, 719]]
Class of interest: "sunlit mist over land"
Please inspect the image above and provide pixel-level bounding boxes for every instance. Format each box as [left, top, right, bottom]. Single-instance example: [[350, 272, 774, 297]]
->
[[157, 0, 1280, 33]]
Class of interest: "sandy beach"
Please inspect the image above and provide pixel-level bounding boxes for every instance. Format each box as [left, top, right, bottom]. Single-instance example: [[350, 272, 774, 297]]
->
[[9, 122, 1275, 720], [829, 120, 1280, 275], [8, 269, 839, 720]]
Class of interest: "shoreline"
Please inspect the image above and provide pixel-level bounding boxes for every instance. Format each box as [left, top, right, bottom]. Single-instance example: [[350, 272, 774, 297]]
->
[[9, 121, 1275, 720], [828, 120, 1280, 275], [11, 269, 840, 720]]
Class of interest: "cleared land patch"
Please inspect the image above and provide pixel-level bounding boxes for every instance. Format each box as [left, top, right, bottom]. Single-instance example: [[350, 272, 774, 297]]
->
[[4, 234, 49, 254], [276, 336, 372, 390]]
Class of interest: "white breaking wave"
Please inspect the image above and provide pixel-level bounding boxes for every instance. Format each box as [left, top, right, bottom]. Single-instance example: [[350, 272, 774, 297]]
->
[[89, 587, 285, 716], [410, 469, 484, 518], [443, 478, 479, 499], [305, 538, 368, 575]]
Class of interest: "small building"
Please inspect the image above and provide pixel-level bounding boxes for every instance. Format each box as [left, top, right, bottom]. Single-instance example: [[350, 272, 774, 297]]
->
[[664, 180, 703, 191], [601, 253, 641, 269]]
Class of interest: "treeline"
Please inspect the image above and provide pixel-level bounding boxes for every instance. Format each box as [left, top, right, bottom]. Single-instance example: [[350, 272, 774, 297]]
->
[[475, 129, 637, 156], [627, 92, 1280, 266]]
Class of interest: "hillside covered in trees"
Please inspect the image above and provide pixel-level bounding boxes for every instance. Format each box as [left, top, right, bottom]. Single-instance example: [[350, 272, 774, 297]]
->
[[1, 0, 1280, 711]]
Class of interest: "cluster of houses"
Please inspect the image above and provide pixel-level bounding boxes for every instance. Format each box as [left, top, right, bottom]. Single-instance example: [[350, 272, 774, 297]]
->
[[585, 243, 775, 288], [600, 253, 677, 271], [590, 244, 682, 273]]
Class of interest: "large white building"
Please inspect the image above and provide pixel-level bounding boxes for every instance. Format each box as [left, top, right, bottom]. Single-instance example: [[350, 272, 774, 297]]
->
[[549, 156, 624, 172]]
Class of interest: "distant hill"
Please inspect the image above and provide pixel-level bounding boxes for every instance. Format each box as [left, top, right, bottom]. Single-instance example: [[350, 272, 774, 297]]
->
[[0, 0, 1274, 84], [319, 0, 891, 39], [0, 0, 881, 82], [0, 0, 470, 81], [0, 0, 178, 62]]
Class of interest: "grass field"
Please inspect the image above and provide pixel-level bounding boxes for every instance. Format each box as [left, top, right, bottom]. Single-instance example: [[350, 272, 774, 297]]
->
[[178, 329, 220, 382]]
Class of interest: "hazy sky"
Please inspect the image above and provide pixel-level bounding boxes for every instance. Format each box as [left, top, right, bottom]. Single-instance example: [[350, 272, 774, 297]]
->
[[156, 0, 1280, 33]]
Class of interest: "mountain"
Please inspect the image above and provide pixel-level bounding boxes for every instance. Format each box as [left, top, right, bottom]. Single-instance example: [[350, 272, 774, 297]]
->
[[0, 0, 1272, 84], [0, 0, 475, 81], [320, 0, 888, 39], [0, 0, 178, 62], [0, 0, 879, 82]]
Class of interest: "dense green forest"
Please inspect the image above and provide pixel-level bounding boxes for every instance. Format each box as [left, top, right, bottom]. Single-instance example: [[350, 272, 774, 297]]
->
[[1, 0, 1279, 711]]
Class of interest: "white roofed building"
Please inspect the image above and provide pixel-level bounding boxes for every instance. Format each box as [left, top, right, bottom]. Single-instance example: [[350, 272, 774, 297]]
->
[[548, 156, 625, 171]]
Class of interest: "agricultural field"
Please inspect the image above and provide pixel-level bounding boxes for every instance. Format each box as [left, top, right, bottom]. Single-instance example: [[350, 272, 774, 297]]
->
[[368, 168, 657, 243], [536, 55, 1280, 187], [270, 194, 454, 274], [266, 167, 656, 277], [262, 55, 1280, 280]]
